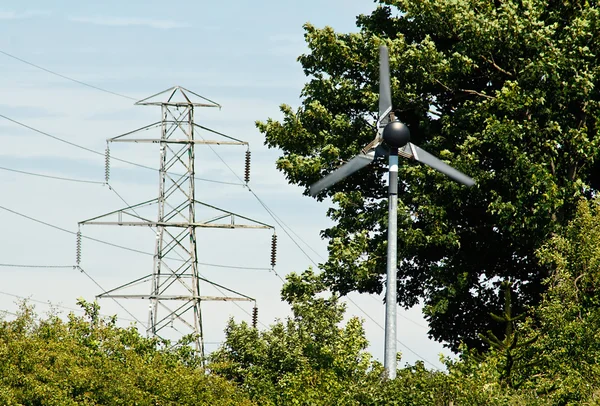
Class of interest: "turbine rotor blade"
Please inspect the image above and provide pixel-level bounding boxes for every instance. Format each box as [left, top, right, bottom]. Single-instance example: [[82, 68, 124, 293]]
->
[[378, 46, 392, 127], [405, 143, 475, 186], [309, 151, 376, 196]]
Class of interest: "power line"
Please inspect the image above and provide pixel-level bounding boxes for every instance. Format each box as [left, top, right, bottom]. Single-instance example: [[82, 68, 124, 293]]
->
[[0, 49, 137, 101], [76, 265, 145, 326], [368, 294, 429, 330], [0, 165, 105, 185], [0, 289, 141, 324], [0, 263, 74, 269], [0, 113, 243, 187]]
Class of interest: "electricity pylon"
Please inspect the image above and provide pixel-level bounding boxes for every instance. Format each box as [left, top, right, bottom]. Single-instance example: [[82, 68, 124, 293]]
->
[[79, 86, 274, 358]]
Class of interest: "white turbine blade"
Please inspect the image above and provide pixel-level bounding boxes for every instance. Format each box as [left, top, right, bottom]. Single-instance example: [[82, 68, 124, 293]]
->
[[406, 143, 475, 186], [309, 151, 376, 196], [378, 46, 392, 128]]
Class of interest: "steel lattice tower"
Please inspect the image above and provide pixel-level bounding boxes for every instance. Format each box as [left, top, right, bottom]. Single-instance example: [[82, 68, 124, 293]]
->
[[79, 87, 273, 358]]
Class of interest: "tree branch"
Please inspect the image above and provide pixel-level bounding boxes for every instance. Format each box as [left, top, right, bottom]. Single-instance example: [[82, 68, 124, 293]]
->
[[482, 55, 514, 77], [460, 88, 496, 100], [434, 78, 496, 100]]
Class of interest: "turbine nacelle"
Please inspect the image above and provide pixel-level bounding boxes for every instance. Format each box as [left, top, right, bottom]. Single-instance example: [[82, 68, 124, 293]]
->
[[382, 120, 410, 150]]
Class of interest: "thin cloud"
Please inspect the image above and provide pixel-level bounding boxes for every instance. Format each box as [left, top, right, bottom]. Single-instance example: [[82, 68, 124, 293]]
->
[[0, 10, 49, 20], [69, 16, 190, 30]]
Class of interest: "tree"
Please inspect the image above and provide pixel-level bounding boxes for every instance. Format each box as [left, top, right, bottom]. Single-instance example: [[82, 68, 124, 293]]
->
[[209, 269, 547, 405], [0, 300, 252, 406], [210, 269, 378, 405], [513, 199, 600, 404], [257, 0, 600, 350]]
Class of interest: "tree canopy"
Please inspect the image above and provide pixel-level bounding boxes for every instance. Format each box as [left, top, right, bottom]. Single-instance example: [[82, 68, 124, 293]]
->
[[6, 198, 600, 406], [0, 300, 252, 406], [257, 0, 600, 350]]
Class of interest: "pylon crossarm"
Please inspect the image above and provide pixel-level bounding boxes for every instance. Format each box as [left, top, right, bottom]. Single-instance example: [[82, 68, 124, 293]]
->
[[108, 122, 163, 141], [177, 86, 221, 107], [101, 294, 208, 300], [198, 276, 255, 301], [111, 138, 246, 145], [134, 86, 221, 108], [96, 274, 153, 298], [193, 123, 247, 144], [79, 198, 159, 224], [195, 200, 274, 229], [78, 220, 270, 228], [201, 213, 231, 224], [109, 122, 247, 146]]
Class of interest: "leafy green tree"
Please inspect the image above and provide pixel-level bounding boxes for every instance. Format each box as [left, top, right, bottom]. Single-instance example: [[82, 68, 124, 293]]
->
[[210, 269, 377, 405], [447, 199, 600, 404], [513, 199, 600, 404], [210, 269, 547, 405], [257, 0, 600, 350], [0, 300, 252, 406]]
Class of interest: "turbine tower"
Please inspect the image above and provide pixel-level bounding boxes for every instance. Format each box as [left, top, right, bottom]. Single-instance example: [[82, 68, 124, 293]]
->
[[79, 86, 274, 358]]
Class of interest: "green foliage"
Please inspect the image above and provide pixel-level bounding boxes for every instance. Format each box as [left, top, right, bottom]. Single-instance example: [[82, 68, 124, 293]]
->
[[439, 198, 600, 404], [0, 300, 252, 406], [257, 0, 600, 350], [210, 269, 376, 405], [515, 199, 600, 404], [209, 269, 549, 405]]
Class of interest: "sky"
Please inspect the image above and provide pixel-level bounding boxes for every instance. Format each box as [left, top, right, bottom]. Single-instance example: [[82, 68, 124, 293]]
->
[[0, 0, 450, 369]]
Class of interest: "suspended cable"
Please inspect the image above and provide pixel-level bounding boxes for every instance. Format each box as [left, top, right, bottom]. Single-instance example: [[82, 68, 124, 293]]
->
[[76, 265, 145, 326], [0, 49, 137, 101], [343, 296, 440, 369], [0, 263, 74, 269], [0, 113, 243, 186], [0, 165, 105, 185], [0, 309, 17, 317], [368, 294, 429, 330], [0, 290, 141, 324]]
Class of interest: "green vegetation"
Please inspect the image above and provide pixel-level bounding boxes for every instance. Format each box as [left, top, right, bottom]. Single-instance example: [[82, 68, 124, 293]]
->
[[257, 0, 600, 350], [211, 200, 600, 404], [0, 300, 252, 406], [5, 200, 600, 404], [4, 0, 600, 404]]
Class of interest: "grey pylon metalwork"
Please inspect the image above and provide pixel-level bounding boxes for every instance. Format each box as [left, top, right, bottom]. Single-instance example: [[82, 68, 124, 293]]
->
[[310, 48, 475, 379], [80, 86, 274, 359]]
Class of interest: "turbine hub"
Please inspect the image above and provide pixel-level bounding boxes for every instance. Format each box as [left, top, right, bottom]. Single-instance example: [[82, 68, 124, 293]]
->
[[382, 120, 410, 149]]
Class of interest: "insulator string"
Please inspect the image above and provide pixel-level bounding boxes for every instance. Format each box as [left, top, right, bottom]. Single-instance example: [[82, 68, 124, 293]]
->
[[252, 305, 258, 329], [104, 143, 111, 183], [244, 149, 251, 184], [76, 227, 82, 266], [270, 233, 277, 269]]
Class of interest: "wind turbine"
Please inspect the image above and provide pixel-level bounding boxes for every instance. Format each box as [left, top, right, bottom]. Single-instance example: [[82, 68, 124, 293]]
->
[[309, 46, 475, 379]]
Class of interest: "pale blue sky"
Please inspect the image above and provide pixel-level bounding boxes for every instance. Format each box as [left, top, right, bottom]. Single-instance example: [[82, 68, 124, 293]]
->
[[0, 1, 450, 368]]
